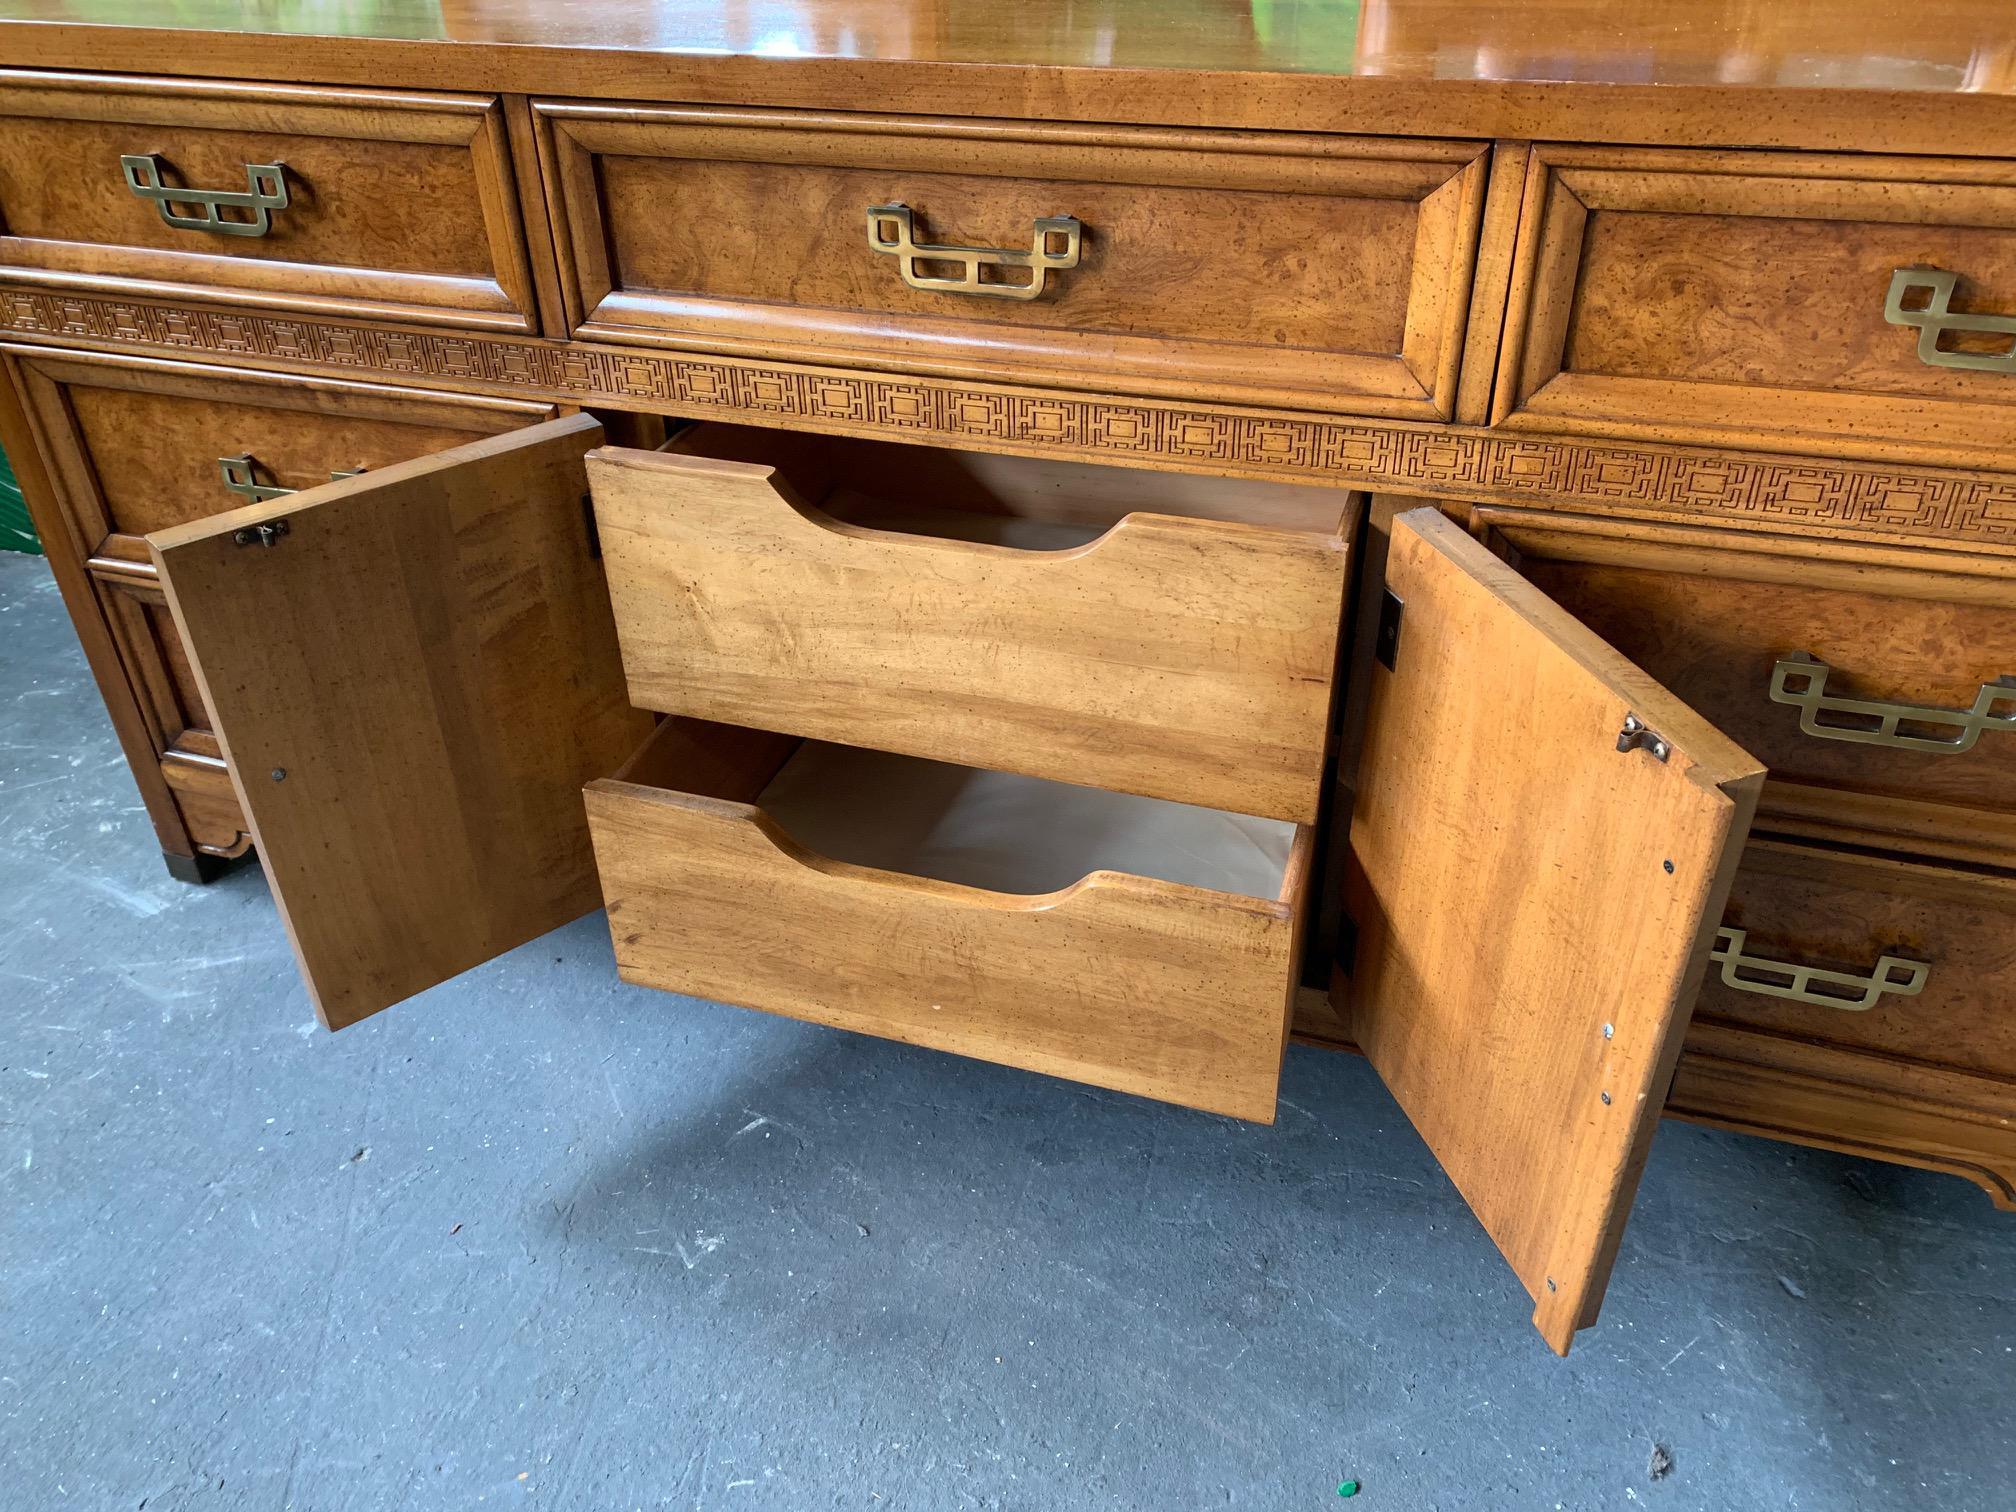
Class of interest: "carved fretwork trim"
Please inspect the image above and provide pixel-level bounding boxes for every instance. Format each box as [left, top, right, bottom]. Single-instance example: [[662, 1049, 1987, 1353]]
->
[[5, 286, 2014, 550]]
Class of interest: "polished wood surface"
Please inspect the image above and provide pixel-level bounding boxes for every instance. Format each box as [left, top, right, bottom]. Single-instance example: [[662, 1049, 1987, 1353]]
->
[[149, 415, 653, 1029], [537, 104, 1485, 415], [587, 717, 1312, 1123], [1341, 507, 1763, 1353], [0, 72, 542, 332], [590, 435, 1353, 822], [0, 2, 2011, 152], [0, 1, 2006, 89], [1497, 147, 2016, 469], [1471, 509, 2016, 869]]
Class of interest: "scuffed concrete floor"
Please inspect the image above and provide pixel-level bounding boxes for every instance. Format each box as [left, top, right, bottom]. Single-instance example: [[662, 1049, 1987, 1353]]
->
[[2, 547, 2012, 1512]]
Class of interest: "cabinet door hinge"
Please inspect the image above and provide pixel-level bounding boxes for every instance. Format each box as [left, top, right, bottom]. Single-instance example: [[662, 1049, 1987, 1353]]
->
[[1615, 714, 1671, 762]]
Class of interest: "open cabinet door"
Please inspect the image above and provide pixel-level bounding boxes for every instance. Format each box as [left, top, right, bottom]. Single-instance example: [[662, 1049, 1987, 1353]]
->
[[1341, 508, 1765, 1353], [148, 414, 653, 1030]]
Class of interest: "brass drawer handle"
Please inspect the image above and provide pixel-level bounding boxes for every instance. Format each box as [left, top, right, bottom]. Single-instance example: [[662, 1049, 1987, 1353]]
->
[[1710, 927, 1928, 1011], [1769, 653, 2016, 754], [866, 204, 1080, 301], [122, 154, 290, 238], [218, 455, 362, 504], [1884, 269, 2016, 374]]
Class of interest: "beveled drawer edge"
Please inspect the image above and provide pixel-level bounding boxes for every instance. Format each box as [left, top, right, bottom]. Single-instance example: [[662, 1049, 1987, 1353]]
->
[[0, 69, 545, 335]]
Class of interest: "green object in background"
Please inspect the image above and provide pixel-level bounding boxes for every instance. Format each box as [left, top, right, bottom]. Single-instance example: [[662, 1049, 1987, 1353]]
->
[[0, 443, 40, 555]]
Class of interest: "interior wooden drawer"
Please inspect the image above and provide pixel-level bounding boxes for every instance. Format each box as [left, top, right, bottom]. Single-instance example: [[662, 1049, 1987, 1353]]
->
[[1695, 837, 2016, 1086], [3, 344, 558, 854], [1497, 145, 2016, 467], [1470, 507, 2016, 869], [532, 101, 1488, 416], [591, 425, 1356, 823], [0, 70, 542, 331], [584, 718, 1313, 1122]]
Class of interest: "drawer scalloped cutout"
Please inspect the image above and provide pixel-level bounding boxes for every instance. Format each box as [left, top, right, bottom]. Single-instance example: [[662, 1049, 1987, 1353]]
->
[[590, 426, 1356, 823], [584, 720, 1312, 1122]]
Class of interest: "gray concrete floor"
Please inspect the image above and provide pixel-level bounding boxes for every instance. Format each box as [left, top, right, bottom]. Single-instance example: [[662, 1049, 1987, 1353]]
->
[[1, 546, 2012, 1512]]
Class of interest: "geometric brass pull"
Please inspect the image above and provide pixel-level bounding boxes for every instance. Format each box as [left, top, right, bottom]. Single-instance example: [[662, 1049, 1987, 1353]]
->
[[217, 455, 363, 504], [1709, 926, 1929, 1011], [121, 154, 290, 238], [1883, 268, 2016, 374], [1768, 652, 2016, 755], [866, 203, 1081, 301]]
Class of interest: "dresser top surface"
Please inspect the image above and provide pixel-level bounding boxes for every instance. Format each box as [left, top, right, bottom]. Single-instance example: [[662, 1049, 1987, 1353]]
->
[[0, 0, 2010, 151], [0, 0, 2008, 92]]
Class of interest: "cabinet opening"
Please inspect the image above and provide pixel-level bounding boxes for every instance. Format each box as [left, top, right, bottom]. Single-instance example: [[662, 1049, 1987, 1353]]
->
[[664, 421, 1352, 548]]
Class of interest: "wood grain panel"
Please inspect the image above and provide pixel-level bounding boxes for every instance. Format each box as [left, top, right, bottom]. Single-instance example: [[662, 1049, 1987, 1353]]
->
[[149, 415, 653, 1028], [1341, 507, 1763, 1354], [1471, 508, 2016, 867], [0, 71, 541, 331], [3, 345, 556, 869], [534, 103, 1488, 415], [589, 441, 1353, 821], [1497, 146, 2016, 469], [585, 720, 1313, 1122]]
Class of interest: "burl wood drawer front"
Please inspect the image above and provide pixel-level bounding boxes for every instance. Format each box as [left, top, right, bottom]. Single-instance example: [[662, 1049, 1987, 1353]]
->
[[1697, 839, 2016, 1085], [532, 103, 1488, 415], [1497, 146, 2016, 467], [4, 344, 557, 854], [590, 427, 1355, 823], [585, 721, 1312, 1123], [0, 71, 542, 332], [1472, 509, 2016, 869]]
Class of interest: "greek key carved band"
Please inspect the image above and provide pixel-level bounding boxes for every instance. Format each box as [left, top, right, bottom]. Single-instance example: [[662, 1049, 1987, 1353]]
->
[[3, 286, 2012, 549]]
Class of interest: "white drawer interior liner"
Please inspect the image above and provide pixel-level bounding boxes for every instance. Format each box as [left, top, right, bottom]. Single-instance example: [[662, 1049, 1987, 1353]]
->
[[757, 741, 1297, 899]]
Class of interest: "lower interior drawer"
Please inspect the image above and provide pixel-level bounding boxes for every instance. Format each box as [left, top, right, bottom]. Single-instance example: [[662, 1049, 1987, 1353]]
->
[[583, 717, 1314, 1122]]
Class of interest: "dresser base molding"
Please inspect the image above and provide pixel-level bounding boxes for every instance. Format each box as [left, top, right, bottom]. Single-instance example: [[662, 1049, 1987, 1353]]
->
[[1290, 992, 2016, 1212], [3, 290, 2013, 554], [1669, 1024, 2016, 1213]]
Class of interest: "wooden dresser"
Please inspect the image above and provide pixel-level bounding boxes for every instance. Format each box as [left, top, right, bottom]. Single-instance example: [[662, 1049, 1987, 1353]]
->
[[1, 0, 2010, 1354]]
